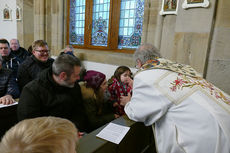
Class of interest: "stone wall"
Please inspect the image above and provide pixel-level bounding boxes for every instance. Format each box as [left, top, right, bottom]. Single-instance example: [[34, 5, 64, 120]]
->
[[75, 49, 135, 67], [0, 0, 17, 40], [206, 0, 230, 94], [142, 0, 216, 75]]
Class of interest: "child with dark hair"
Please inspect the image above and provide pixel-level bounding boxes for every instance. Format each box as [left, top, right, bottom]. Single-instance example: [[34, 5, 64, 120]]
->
[[108, 66, 133, 115]]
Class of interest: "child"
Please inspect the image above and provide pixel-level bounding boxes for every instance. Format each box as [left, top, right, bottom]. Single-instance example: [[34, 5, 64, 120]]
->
[[108, 66, 133, 115]]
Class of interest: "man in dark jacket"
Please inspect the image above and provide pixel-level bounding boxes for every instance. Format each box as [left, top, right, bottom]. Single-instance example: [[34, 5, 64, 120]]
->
[[0, 39, 21, 78], [17, 40, 54, 91], [10, 39, 29, 63], [17, 54, 89, 132], [0, 55, 19, 105]]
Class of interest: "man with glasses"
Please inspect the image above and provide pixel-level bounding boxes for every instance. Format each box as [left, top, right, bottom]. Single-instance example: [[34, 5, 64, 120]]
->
[[0, 39, 21, 78], [17, 40, 54, 91]]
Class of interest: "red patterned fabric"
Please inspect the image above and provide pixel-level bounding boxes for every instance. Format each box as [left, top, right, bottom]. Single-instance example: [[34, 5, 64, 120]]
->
[[108, 78, 132, 115]]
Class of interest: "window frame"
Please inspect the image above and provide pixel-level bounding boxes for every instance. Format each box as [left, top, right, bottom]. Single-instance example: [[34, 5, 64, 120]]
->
[[67, 0, 136, 54]]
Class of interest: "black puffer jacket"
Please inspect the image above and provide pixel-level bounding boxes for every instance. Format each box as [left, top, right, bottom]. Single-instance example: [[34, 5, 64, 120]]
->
[[17, 67, 89, 132], [2, 53, 20, 78], [11, 47, 30, 63], [0, 68, 19, 98], [17, 55, 54, 91]]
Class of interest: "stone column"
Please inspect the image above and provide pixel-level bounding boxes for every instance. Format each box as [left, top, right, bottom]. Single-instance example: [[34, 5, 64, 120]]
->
[[33, 0, 64, 54], [50, 0, 64, 55], [34, 0, 45, 40], [141, 0, 162, 49]]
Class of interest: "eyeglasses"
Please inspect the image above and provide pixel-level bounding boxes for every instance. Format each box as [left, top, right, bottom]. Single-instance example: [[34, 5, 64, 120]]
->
[[35, 50, 50, 54]]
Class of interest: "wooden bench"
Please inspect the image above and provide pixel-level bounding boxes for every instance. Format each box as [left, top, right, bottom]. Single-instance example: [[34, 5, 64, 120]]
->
[[0, 103, 18, 138], [77, 116, 156, 153], [0, 104, 157, 153]]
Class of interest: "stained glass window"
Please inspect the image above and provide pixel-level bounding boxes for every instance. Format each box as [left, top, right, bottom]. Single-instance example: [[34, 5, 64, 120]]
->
[[68, 0, 145, 51], [91, 0, 110, 46], [69, 0, 85, 45], [118, 0, 145, 49]]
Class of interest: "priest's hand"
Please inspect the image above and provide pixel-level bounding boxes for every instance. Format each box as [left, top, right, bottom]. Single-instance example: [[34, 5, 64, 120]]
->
[[127, 77, 133, 88], [120, 93, 131, 106]]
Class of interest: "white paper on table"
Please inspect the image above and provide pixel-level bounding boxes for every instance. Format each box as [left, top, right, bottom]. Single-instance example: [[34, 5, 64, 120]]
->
[[0, 102, 18, 108], [96, 122, 130, 144]]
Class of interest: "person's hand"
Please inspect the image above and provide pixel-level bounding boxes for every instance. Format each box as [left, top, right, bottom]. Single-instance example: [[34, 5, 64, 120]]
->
[[0, 95, 15, 105], [120, 93, 131, 106], [127, 77, 133, 88], [114, 114, 120, 118], [78, 132, 85, 138], [64, 50, 73, 53], [64, 47, 73, 53], [113, 102, 119, 107]]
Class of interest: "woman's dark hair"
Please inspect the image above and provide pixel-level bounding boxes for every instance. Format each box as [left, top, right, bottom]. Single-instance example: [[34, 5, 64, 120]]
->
[[114, 66, 131, 81]]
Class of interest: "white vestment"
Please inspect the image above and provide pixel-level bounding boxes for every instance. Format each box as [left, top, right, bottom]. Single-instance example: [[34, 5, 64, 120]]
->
[[125, 66, 230, 153]]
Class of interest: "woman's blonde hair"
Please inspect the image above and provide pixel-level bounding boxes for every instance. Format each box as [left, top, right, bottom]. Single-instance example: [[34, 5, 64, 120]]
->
[[0, 116, 79, 153]]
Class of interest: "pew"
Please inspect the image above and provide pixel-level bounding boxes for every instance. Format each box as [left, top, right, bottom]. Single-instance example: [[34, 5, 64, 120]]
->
[[0, 103, 18, 138], [0, 104, 157, 153], [77, 116, 156, 153]]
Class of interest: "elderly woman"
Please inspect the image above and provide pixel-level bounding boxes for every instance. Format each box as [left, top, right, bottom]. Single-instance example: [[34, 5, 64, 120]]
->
[[0, 117, 79, 153]]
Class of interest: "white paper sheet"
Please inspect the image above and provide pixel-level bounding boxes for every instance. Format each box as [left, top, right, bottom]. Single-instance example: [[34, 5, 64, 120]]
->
[[0, 102, 18, 108], [96, 122, 130, 144]]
